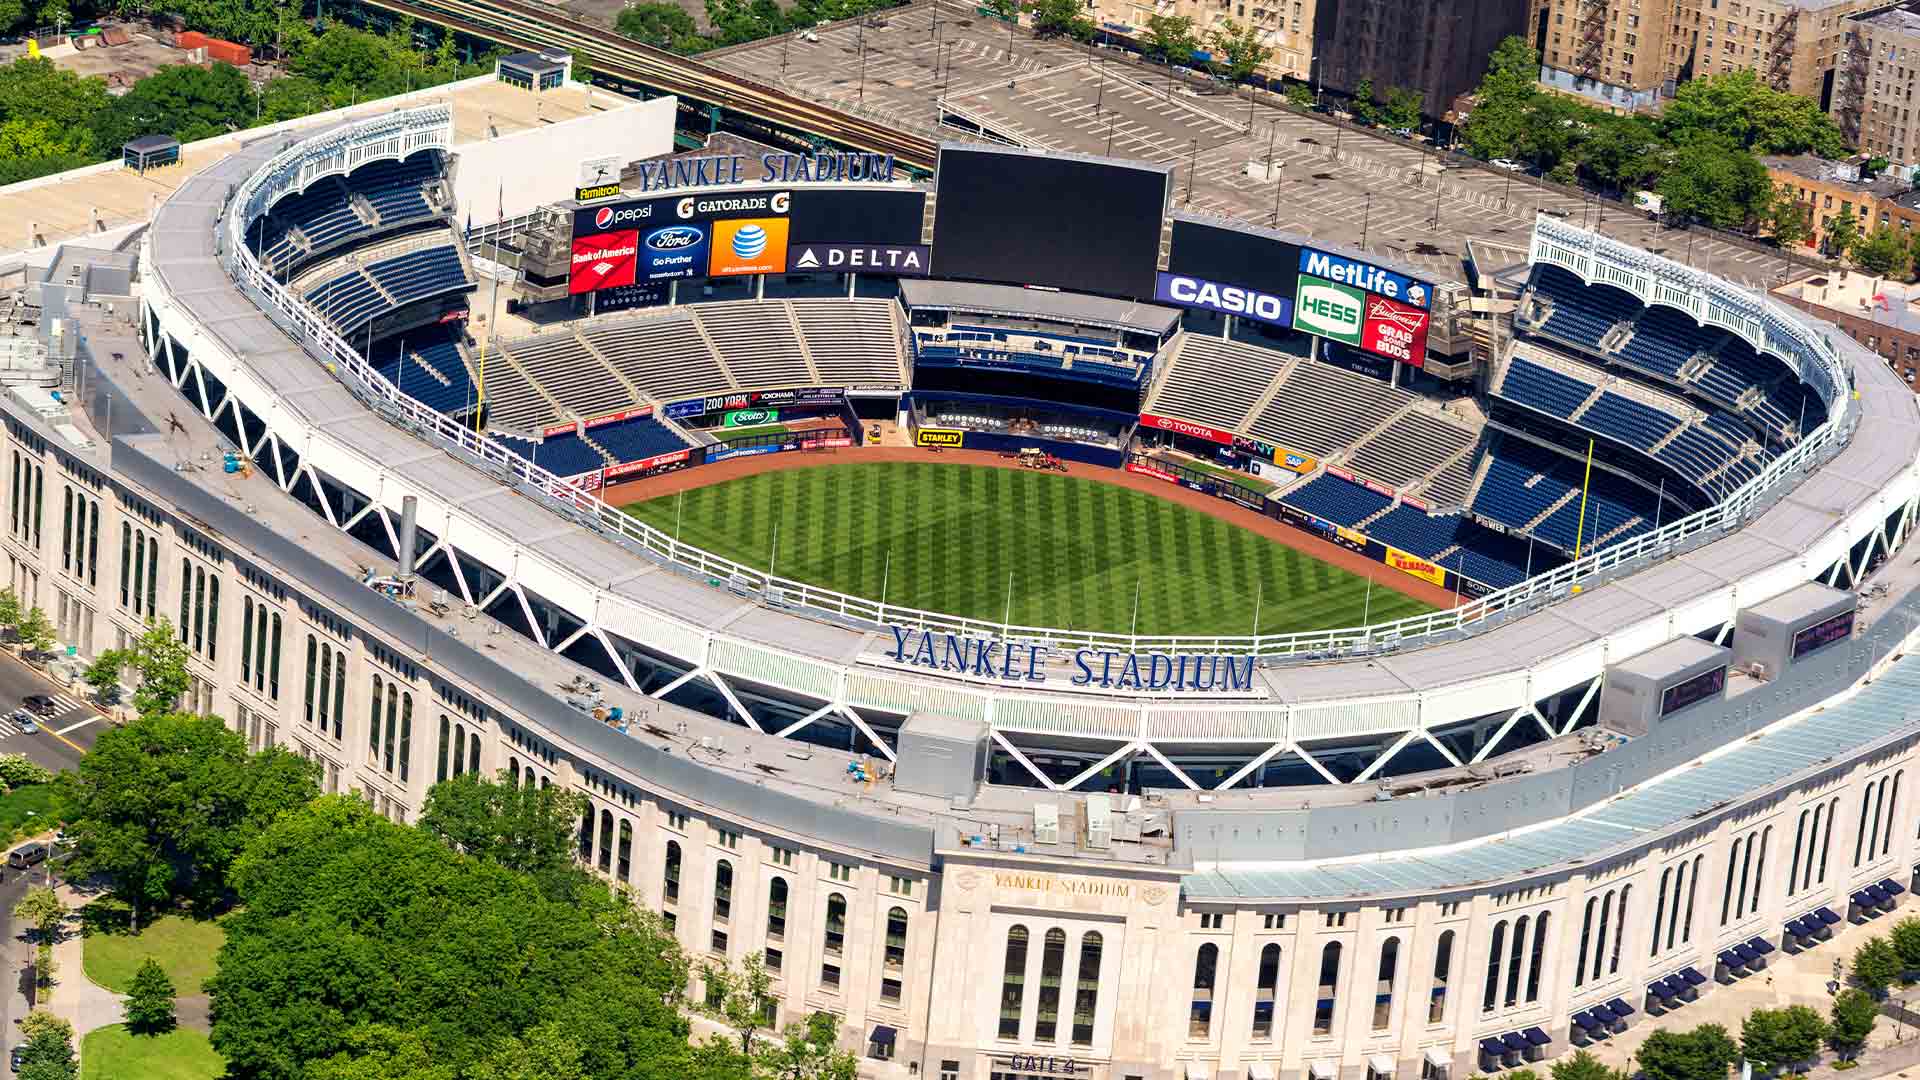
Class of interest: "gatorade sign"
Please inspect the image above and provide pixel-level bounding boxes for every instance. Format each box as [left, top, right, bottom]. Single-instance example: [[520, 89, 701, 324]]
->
[[1292, 274, 1364, 346]]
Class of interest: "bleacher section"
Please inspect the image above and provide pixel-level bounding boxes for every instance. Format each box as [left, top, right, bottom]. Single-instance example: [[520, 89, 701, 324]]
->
[[1468, 436, 1657, 552], [1248, 358, 1414, 456], [365, 244, 469, 310], [493, 432, 605, 477], [247, 150, 444, 279], [488, 414, 691, 476], [369, 327, 477, 417], [1344, 411, 1478, 490], [1143, 334, 1294, 434], [303, 268, 388, 333], [1499, 355, 1594, 418], [588, 416, 688, 462], [1274, 471, 1546, 591], [1520, 264, 1638, 353], [350, 154, 440, 225], [294, 235, 472, 335], [1277, 474, 1392, 526], [482, 300, 909, 432]]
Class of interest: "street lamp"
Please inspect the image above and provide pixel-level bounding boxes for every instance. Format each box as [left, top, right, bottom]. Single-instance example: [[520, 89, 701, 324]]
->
[[1185, 137, 1198, 203], [858, 25, 868, 102], [1360, 191, 1372, 249]]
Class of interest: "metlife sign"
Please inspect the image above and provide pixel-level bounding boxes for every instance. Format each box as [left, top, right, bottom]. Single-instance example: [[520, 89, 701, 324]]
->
[[1292, 274, 1365, 346], [1153, 273, 1292, 327], [1297, 247, 1431, 309]]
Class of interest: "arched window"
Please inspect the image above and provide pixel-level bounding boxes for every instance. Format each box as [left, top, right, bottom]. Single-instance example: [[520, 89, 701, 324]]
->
[[596, 810, 613, 873], [881, 907, 908, 1005], [1610, 885, 1630, 974], [1373, 936, 1398, 1030], [1819, 797, 1839, 883], [1037, 929, 1068, 1041], [1313, 942, 1341, 1036], [1652, 868, 1671, 957], [1525, 912, 1551, 1003], [1855, 779, 1878, 866], [1749, 827, 1771, 916], [1666, 859, 1688, 951], [664, 840, 681, 904], [304, 636, 317, 726], [1735, 833, 1756, 917], [452, 724, 467, 777], [383, 684, 399, 774], [332, 647, 346, 739], [1429, 930, 1454, 1023], [1870, 776, 1891, 861], [1189, 942, 1218, 1039], [1484, 921, 1506, 1012], [1788, 810, 1809, 897], [437, 715, 450, 782], [1885, 773, 1903, 855], [1504, 915, 1528, 1008], [509, 758, 520, 784], [713, 859, 733, 922], [1575, 897, 1596, 987], [1721, 837, 1743, 925], [1253, 942, 1281, 1039], [398, 695, 412, 783], [1592, 892, 1614, 981], [1072, 932, 1103, 1046], [617, 820, 632, 882], [824, 893, 847, 958], [999, 927, 1030, 1040], [767, 877, 788, 940], [1683, 855, 1702, 943], [367, 674, 383, 762]]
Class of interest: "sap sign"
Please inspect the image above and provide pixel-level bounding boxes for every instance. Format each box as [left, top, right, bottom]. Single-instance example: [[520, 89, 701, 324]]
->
[[882, 626, 1258, 693], [1154, 273, 1292, 326], [1298, 248, 1431, 309]]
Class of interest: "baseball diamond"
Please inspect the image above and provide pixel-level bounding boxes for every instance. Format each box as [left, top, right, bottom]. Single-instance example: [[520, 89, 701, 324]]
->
[[621, 462, 1436, 637]]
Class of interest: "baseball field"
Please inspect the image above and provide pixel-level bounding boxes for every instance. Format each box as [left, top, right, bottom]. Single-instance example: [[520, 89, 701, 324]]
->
[[620, 461, 1435, 636]]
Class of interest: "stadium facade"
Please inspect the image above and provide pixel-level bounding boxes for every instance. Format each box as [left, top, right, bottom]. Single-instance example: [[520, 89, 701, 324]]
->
[[8, 81, 1920, 1080]]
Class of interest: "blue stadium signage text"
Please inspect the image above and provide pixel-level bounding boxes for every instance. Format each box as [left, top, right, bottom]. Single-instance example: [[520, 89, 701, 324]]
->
[[635, 152, 897, 193], [884, 627, 1256, 692], [1297, 248, 1431, 309]]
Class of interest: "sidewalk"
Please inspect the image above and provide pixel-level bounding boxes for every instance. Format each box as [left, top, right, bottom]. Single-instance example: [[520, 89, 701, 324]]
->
[[38, 884, 123, 1036]]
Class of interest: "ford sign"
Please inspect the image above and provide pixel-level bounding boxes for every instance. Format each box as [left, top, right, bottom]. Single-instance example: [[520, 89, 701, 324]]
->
[[639, 223, 708, 281], [1153, 273, 1292, 327], [646, 226, 703, 251]]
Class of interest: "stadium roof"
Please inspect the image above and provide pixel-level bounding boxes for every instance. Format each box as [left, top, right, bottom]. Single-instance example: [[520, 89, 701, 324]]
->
[[897, 278, 1182, 335]]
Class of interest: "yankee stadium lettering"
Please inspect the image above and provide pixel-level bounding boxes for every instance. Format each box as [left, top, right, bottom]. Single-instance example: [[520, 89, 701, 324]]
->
[[883, 627, 1256, 692], [634, 152, 896, 193]]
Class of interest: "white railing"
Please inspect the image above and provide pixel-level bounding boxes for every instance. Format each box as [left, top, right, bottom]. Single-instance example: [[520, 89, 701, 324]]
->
[[215, 114, 1859, 663]]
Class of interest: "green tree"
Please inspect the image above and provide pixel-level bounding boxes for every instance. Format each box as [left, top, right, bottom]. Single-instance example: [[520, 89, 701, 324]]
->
[[307, 1025, 456, 1080], [121, 620, 191, 721], [59, 712, 320, 923], [1764, 184, 1813, 249], [754, 1011, 856, 1080], [15, 1010, 74, 1080], [0, 119, 92, 184], [1208, 19, 1271, 89], [124, 957, 177, 1036], [1551, 1051, 1626, 1080], [1349, 77, 1378, 126], [1381, 86, 1422, 130], [1506, 1070, 1541, 1080], [94, 62, 253, 151], [207, 797, 692, 1080], [1891, 915, 1920, 970], [466, 1022, 590, 1080], [1654, 132, 1772, 229], [980, 0, 1018, 20], [1826, 205, 1863, 261], [1830, 987, 1879, 1061], [614, 2, 702, 50], [1143, 13, 1199, 66], [1740, 1005, 1828, 1072], [417, 772, 588, 893], [1460, 36, 1541, 161], [1659, 70, 1847, 158], [701, 953, 776, 1053], [1852, 935, 1902, 996], [0, 0, 26, 38], [1576, 113, 1662, 192], [1028, 0, 1092, 39], [0, 585, 20, 632], [82, 649, 128, 701], [255, 75, 334, 125], [1283, 82, 1313, 108], [11, 887, 66, 943], [1854, 226, 1912, 277], [16, 606, 51, 652], [35, 0, 67, 33], [1638, 1024, 1739, 1080]]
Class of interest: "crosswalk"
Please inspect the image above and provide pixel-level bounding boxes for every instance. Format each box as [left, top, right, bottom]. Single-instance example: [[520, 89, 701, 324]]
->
[[0, 692, 92, 739]]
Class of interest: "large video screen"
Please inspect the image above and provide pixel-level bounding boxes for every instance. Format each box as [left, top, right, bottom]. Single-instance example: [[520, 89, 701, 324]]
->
[[1166, 219, 1302, 299], [930, 146, 1168, 298]]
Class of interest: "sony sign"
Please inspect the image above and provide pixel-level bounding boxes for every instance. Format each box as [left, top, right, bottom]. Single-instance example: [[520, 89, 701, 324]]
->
[[1154, 272, 1292, 326], [882, 626, 1257, 694]]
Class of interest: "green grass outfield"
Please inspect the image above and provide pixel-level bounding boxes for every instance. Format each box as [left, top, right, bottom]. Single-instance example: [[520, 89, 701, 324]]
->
[[622, 462, 1434, 636]]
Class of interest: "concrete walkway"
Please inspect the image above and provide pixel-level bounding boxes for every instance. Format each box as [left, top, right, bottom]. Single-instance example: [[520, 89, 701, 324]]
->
[[40, 885, 123, 1037]]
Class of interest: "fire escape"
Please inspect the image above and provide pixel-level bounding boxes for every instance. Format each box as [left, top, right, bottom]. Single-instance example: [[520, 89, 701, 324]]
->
[[1836, 29, 1870, 148], [1765, 9, 1797, 92], [1575, 0, 1609, 82]]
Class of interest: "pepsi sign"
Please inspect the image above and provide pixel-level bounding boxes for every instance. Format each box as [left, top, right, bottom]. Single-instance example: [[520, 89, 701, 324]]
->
[[641, 224, 708, 281]]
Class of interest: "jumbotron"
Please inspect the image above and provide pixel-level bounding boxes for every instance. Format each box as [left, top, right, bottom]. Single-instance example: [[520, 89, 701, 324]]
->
[[10, 55, 1920, 1080]]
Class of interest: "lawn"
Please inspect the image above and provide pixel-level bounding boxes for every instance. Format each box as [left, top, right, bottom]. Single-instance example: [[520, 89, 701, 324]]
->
[[82, 913, 225, 995], [0, 784, 62, 842], [622, 462, 1433, 636], [1157, 454, 1280, 493], [80, 1025, 223, 1080], [714, 422, 790, 441]]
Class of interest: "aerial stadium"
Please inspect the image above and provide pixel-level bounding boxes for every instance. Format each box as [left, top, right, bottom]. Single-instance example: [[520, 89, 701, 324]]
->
[[3, 39, 1919, 1080]]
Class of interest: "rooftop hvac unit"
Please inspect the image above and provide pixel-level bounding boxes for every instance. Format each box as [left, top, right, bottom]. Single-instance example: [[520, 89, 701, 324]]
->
[[1085, 794, 1113, 850], [1033, 802, 1060, 845]]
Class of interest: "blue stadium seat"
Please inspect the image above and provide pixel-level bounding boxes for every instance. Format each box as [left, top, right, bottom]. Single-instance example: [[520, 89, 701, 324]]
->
[[494, 432, 606, 476], [370, 327, 477, 418], [1526, 265, 1638, 354], [366, 245, 470, 309], [1579, 393, 1678, 452], [1279, 474, 1392, 526], [1499, 358, 1594, 418], [589, 416, 691, 463]]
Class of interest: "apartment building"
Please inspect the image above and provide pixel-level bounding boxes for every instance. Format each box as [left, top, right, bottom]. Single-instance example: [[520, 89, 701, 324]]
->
[[1833, 2, 1920, 164], [1087, 0, 1317, 81], [1526, 0, 1877, 111], [1312, 0, 1531, 116], [1765, 153, 1920, 249]]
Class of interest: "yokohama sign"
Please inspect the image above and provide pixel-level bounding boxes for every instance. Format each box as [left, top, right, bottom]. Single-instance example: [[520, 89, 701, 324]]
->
[[569, 231, 638, 294], [1138, 413, 1232, 445]]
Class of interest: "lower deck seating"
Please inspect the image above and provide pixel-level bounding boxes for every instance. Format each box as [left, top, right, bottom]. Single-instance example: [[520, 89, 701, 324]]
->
[[589, 416, 690, 462], [1278, 474, 1392, 526], [370, 327, 476, 417]]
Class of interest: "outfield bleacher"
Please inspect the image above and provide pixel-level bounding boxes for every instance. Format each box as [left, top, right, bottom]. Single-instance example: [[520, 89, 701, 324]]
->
[[589, 416, 688, 462], [1142, 334, 1295, 434], [1278, 474, 1392, 526], [1344, 410, 1478, 490], [369, 326, 477, 417], [1520, 264, 1637, 352], [1248, 357, 1415, 456], [1499, 355, 1595, 418]]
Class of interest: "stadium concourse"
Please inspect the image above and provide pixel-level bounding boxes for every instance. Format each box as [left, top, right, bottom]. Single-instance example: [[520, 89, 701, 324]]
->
[[8, 51, 1920, 1080]]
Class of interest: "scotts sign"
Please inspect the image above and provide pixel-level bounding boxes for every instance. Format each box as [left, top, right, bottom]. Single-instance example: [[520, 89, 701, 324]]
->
[[1292, 274, 1365, 346], [1153, 272, 1292, 327]]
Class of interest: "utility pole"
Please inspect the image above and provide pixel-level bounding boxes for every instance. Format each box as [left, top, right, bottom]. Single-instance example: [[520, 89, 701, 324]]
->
[[1185, 138, 1198, 203]]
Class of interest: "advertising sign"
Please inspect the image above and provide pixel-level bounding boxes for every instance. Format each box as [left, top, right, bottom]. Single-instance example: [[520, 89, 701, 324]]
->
[[632, 151, 896, 193], [1125, 461, 1179, 483], [584, 407, 654, 429], [593, 281, 670, 314], [1384, 546, 1446, 587], [640, 224, 709, 281], [603, 448, 692, 481], [1791, 610, 1856, 660], [1293, 274, 1365, 345], [724, 409, 779, 427], [751, 387, 844, 406], [1298, 247, 1431, 309], [1361, 294, 1431, 367], [1659, 665, 1727, 717], [791, 243, 930, 276], [1139, 412, 1231, 445], [664, 399, 708, 420], [1154, 272, 1293, 326], [568, 231, 638, 294], [916, 427, 965, 448], [576, 154, 622, 202], [709, 217, 789, 276]]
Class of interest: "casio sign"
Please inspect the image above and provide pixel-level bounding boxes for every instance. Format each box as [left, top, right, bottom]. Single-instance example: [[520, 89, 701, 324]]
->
[[1154, 273, 1292, 326]]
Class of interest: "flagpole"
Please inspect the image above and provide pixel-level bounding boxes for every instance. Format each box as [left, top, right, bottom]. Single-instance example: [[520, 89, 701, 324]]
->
[[1003, 570, 1013, 635], [1129, 579, 1141, 643], [1361, 576, 1372, 626], [675, 490, 684, 545], [1251, 580, 1262, 637], [881, 548, 891, 610], [1574, 436, 1595, 560], [477, 181, 503, 434], [1654, 477, 1664, 530]]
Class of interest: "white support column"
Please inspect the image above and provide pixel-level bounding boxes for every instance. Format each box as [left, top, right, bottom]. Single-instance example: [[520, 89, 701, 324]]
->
[[1354, 729, 1418, 784], [1216, 741, 1289, 790], [839, 704, 896, 762], [991, 730, 1060, 791], [1419, 727, 1463, 768], [777, 702, 839, 738], [1290, 743, 1341, 785], [704, 671, 765, 733], [1061, 740, 1140, 792], [515, 587, 548, 649], [1472, 705, 1532, 764], [476, 579, 513, 610], [553, 625, 591, 653], [443, 548, 474, 605], [651, 666, 705, 700], [1558, 679, 1603, 736], [1138, 741, 1200, 791], [591, 629, 640, 692]]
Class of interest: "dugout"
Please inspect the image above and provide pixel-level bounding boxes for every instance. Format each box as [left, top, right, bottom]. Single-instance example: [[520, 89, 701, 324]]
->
[[1597, 636, 1731, 737], [893, 714, 990, 801], [1731, 582, 1857, 679]]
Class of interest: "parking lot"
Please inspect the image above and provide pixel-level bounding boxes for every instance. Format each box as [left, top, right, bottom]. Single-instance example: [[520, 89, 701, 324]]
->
[[705, 0, 1809, 289]]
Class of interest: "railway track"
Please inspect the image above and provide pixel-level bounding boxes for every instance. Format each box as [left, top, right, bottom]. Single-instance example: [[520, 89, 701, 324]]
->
[[360, 0, 940, 168]]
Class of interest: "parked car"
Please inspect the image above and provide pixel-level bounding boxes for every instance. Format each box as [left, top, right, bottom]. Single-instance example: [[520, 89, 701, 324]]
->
[[1490, 158, 1528, 171], [20, 694, 57, 718], [7, 843, 47, 871], [10, 1044, 25, 1073], [1390, 127, 1416, 139], [10, 709, 34, 734]]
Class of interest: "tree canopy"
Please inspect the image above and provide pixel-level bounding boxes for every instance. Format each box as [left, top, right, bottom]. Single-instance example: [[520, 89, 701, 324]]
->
[[1637, 1024, 1739, 1080], [207, 797, 692, 1080], [417, 772, 588, 896], [1659, 70, 1848, 157], [1740, 1005, 1828, 1070]]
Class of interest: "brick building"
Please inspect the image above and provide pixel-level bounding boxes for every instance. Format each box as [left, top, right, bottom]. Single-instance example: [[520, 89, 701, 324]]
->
[[1764, 153, 1920, 251], [1775, 271, 1920, 388]]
